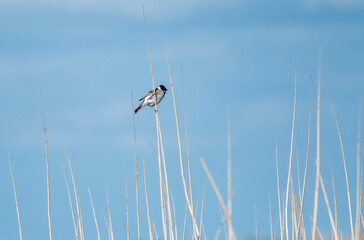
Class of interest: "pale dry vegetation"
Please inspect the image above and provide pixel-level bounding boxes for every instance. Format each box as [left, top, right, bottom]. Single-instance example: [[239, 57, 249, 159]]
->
[[5, 18, 364, 240]]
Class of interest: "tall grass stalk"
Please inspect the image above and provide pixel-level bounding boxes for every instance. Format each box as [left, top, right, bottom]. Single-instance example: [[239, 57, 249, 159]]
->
[[66, 146, 85, 240], [329, 166, 339, 234], [182, 204, 187, 240], [88, 188, 101, 240], [143, 7, 168, 239], [106, 185, 114, 240], [199, 185, 206, 237], [172, 195, 178, 239], [319, 176, 339, 240], [41, 91, 53, 240], [164, 41, 200, 240], [328, 76, 355, 240], [312, 47, 322, 240], [284, 73, 297, 240], [269, 195, 273, 240], [7, 139, 23, 240], [75, 165, 86, 240], [276, 145, 284, 240], [296, 82, 312, 240], [62, 165, 78, 240], [355, 101, 362, 240], [199, 157, 236, 239], [131, 93, 141, 240], [143, 158, 154, 240], [158, 125, 175, 240], [181, 66, 194, 219], [227, 108, 233, 240], [124, 160, 130, 240]]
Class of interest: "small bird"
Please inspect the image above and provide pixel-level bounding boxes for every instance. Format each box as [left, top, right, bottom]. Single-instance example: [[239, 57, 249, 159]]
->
[[135, 85, 168, 114]]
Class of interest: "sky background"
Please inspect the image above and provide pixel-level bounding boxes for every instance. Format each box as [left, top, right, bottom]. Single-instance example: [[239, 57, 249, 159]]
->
[[1, 0, 364, 239]]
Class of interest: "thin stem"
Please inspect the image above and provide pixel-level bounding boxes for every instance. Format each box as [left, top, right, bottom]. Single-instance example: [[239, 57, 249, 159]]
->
[[7, 138, 23, 240], [88, 188, 101, 240], [165, 41, 199, 239], [312, 47, 322, 240], [41, 90, 52, 240]]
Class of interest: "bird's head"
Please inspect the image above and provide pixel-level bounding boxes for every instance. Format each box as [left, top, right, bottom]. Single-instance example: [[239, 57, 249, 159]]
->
[[159, 85, 167, 93]]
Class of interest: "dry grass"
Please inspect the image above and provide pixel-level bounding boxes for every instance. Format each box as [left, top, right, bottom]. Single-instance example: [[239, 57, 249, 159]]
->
[[4, 38, 363, 240], [7, 138, 23, 240], [312, 47, 322, 240], [88, 188, 101, 240], [41, 90, 53, 240]]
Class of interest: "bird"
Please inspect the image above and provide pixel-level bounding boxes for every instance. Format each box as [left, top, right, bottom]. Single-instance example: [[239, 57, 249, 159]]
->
[[135, 85, 168, 114]]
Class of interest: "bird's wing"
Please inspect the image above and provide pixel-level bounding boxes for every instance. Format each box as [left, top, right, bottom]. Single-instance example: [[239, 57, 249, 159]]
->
[[139, 89, 156, 101]]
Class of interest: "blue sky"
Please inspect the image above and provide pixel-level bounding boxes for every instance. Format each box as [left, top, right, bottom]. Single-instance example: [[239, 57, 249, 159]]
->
[[1, 0, 364, 239]]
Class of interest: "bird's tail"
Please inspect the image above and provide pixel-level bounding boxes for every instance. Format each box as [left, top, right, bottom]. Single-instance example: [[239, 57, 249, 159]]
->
[[134, 104, 142, 114]]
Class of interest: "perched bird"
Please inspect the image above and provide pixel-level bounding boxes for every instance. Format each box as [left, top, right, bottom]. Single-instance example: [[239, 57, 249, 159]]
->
[[135, 85, 168, 114]]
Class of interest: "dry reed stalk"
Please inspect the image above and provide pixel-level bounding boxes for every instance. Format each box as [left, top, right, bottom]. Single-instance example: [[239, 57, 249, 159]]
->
[[105, 185, 114, 240], [183, 204, 187, 240], [295, 142, 302, 202], [143, 8, 168, 239], [7, 139, 23, 240], [199, 157, 236, 239], [88, 188, 101, 240], [124, 161, 130, 240], [164, 41, 200, 240], [181, 67, 194, 218], [312, 47, 322, 240], [143, 158, 154, 240], [194, 190, 200, 222], [199, 185, 206, 236], [103, 211, 111, 240], [284, 73, 297, 240], [172, 195, 178, 239], [291, 185, 299, 237], [220, 206, 228, 240], [213, 211, 226, 240], [62, 166, 78, 240], [328, 81, 355, 240], [160, 167, 168, 240], [66, 148, 84, 240], [269, 195, 273, 240], [185, 205, 194, 240], [319, 175, 339, 240], [153, 221, 160, 240], [131, 93, 141, 240], [202, 223, 207, 240], [282, 193, 287, 240], [317, 227, 324, 240], [296, 85, 312, 240], [360, 169, 363, 236], [181, 68, 196, 239], [355, 101, 362, 240], [274, 215, 279, 240], [329, 167, 339, 234], [275, 146, 284, 240], [41, 91, 53, 240], [158, 124, 176, 240], [73, 160, 85, 240], [227, 108, 233, 240]]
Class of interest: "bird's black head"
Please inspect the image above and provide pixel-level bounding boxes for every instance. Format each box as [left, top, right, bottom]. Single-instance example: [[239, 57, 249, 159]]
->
[[159, 85, 167, 92]]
